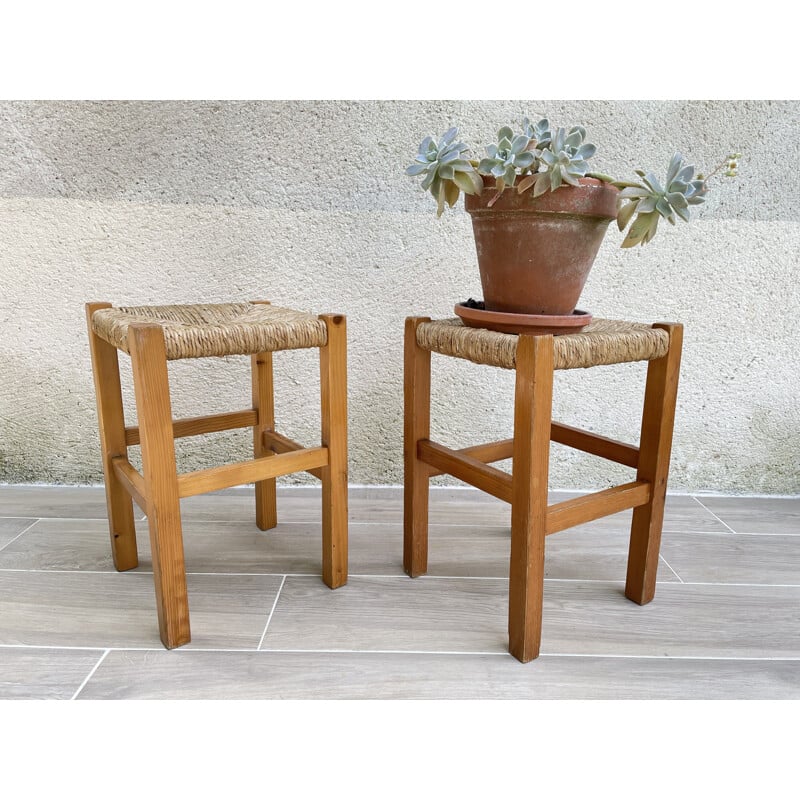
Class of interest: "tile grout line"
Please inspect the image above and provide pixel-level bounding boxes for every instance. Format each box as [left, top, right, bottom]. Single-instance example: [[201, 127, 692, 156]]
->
[[0, 516, 108, 522], [535, 652, 800, 661], [6, 514, 762, 535], [248, 650, 800, 662], [692, 495, 738, 534], [0, 568, 678, 583], [0, 520, 41, 554], [42, 517, 752, 536], [668, 580, 800, 588], [659, 554, 684, 583], [70, 649, 110, 700], [3, 641, 800, 662], [1, 567, 798, 588], [256, 647, 511, 657], [257, 575, 287, 650], [0, 568, 145, 575], [711, 531, 800, 538], [1, 644, 110, 652]]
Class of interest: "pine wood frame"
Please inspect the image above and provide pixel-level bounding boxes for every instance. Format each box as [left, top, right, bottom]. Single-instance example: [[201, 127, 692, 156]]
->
[[403, 317, 683, 663], [86, 301, 348, 650]]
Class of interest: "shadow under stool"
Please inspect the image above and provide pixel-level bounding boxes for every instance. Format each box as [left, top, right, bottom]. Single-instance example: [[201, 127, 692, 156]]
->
[[403, 316, 683, 662], [86, 300, 348, 649]]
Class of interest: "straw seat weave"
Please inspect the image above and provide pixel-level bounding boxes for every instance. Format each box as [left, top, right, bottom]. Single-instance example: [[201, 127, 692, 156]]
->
[[416, 318, 670, 371], [92, 303, 328, 360]]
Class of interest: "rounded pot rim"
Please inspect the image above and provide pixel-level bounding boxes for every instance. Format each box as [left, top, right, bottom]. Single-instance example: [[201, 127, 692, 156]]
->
[[465, 175, 619, 220]]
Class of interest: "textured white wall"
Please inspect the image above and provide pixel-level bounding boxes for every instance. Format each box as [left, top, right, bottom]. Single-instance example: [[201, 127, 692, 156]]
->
[[0, 100, 798, 493]]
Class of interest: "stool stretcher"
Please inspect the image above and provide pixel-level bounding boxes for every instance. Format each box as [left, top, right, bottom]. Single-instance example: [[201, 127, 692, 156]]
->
[[124, 409, 257, 447]]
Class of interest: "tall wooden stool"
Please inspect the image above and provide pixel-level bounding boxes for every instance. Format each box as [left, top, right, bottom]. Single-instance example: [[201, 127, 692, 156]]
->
[[86, 301, 348, 649], [404, 316, 682, 662]]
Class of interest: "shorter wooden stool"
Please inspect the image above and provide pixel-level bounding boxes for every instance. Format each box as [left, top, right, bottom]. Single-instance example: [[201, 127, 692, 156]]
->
[[86, 301, 348, 649], [404, 316, 682, 662]]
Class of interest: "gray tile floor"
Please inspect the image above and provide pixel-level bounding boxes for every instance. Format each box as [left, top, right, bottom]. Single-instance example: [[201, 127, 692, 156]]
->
[[1, 485, 798, 699]]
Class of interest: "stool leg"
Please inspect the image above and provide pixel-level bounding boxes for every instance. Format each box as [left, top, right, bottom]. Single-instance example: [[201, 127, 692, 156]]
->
[[403, 317, 431, 578], [252, 350, 278, 530], [319, 314, 348, 589], [128, 323, 191, 649], [508, 334, 553, 663], [85, 302, 138, 571], [626, 323, 683, 605]]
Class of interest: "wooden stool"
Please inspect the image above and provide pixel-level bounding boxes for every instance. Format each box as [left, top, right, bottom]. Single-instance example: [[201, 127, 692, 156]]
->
[[86, 301, 348, 649], [404, 316, 683, 662]]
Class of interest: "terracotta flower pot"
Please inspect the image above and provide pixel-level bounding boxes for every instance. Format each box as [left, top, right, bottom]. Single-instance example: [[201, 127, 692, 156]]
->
[[464, 177, 619, 316]]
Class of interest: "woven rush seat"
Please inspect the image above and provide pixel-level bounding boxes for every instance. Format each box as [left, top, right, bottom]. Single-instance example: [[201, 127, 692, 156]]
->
[[92, 302, 328, 360], [416, 317, 670, 371]]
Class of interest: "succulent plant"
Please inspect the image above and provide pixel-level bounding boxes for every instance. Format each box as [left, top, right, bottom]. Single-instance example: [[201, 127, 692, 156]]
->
[[520, 126, 597, 197], [477, 126, 537, 193], [405, 127, 483, 217], [616, 153, 709, 247], [407, 117, 738, 247]]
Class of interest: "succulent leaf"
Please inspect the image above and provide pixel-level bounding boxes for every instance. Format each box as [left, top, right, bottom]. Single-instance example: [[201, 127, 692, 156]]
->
[[616, 197, 640, 231], [453, 169, 483, 196], [435, 181, 446, 217], [561, 169, 581, 187], [636, 196, 657, 214], [621, 210, 660, 248], [666, 191, 688, 209], [515, 151, 536, 169], [565, 128, 584, 149], [445, 180, 460, 208], [665, 152, 683, 185], [656, 196, 673, 219], [533, 171, 550, 197], [438, 149, 460, 164], [618, 186, 649, 200], [643, 173, 665, 195], [439, 127, 458, 148], [516, 173, 537, 194], [405, 162, 428, 176], [510, 134, 529, 155], [672, 202, 691, 223]]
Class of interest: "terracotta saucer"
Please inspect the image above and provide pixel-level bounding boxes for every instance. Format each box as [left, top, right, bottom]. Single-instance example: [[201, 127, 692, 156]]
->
[[454, 300, 592, 336]]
